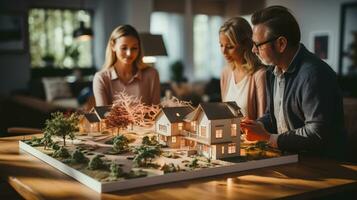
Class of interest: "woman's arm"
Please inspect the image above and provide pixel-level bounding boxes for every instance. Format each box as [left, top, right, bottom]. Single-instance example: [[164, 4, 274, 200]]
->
[[93, 72, 109, 106]]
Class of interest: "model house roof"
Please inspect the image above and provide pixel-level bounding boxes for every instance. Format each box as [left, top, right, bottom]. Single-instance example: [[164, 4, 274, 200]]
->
[[185, 102, 239, 121], [160, 106, 194, 123], [225, 101, 243, 118], [200, 102, 236, 120], [84, 113, 100, 123], [93, 105, 112, 120]]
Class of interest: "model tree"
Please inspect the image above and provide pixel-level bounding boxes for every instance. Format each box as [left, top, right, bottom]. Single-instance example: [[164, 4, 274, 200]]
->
[[104, 105, 131, 135], [41, 132, 53, 150], [43, 112, 79, 146], [132, 145, 161, 167], [112, 92, 161, 128]]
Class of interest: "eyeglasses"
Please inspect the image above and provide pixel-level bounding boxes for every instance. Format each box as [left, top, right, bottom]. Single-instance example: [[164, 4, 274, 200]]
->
[[253, 36, 279, 49]]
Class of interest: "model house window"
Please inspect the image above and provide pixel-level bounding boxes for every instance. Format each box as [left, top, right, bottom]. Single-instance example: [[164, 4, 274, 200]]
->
[[193, 14, 224, 80], [228, 143, 236, 154], [191, 121, 197, 131], [159, 124, 167, 133], [161, 135, 167, 142], [231, 124, 237, 137], [221, 146, 225, 154], [150, 12, 184, 82], [200, 126, 207, 137], [172, 136, 176, 143], [28, 8, 93, 68], [215, 129, 223, 138], [178, 123, 183, 131]]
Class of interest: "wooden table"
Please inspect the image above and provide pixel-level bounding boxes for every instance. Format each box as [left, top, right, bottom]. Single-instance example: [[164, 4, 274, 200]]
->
[[1, 134, 356, 200]]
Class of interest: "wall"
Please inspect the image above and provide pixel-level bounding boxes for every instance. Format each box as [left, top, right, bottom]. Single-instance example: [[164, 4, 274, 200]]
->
[[0, 0, 152, 96], [266, 0, 357, 73]]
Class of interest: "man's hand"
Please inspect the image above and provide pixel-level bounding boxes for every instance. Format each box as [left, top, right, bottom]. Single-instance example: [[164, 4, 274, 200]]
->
[[241, 118, 270, 141]]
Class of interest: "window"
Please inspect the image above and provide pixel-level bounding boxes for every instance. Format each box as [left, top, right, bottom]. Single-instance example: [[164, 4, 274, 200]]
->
[[28, 8, 93, 68], [228, 143, 236, 154], [200, 126, 207, 137], [231, 124, 237, 137], [172, 136, 176, 143], [215, 129, 223, 138], [221, 146, 225, 154], [178, 123, 183, 131], [193, 14, 224, 80], [150, 12, 184, 82], [159, 124, 167, 133]]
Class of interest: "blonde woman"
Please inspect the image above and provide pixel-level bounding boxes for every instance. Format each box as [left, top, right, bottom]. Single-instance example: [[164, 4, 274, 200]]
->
[[93, 25, 160, 106], [219, 17, 266, 119]]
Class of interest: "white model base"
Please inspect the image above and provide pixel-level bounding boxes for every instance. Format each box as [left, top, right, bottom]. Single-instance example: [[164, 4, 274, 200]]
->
[[19, 141, 298, 193]]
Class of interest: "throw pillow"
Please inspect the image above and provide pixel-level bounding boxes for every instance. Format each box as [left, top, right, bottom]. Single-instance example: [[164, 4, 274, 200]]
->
[[42, 77, 72, 102]]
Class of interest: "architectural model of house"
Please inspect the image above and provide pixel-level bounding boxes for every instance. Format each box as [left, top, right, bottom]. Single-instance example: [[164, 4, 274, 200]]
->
[[155, 101, 243, 159], [19, 98, 298, 193], [80, 105, 112, 133]]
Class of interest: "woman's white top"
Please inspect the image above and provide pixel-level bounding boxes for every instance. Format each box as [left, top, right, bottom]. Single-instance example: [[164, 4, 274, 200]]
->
[[223, 72, 249, 117]]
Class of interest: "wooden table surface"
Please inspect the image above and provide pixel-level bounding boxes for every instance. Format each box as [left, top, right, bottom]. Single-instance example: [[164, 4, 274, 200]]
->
[[0, 134, 356, 200]]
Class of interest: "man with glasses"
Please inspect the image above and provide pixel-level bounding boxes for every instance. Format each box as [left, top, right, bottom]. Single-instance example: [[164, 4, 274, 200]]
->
[[241, 6, 346, 159]]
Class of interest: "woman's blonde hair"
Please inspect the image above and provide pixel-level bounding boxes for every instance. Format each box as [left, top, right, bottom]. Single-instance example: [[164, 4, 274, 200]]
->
[[219, 17, 261, 74], [102, 24, 146, 70]]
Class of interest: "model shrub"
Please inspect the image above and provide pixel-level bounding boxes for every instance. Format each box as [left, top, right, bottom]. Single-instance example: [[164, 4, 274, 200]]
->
[[110, 162, 124, 178], [112, 135, 130, 153], [88, 155, 104, 170], [53, 146, 70, 158], [160, 163, 180, 173], [72, 150, 88, 164]]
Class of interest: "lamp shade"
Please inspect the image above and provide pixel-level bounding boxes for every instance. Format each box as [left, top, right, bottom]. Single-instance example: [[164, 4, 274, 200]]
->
[[73, 21, 93, 40], [139, 33, 168, 56]]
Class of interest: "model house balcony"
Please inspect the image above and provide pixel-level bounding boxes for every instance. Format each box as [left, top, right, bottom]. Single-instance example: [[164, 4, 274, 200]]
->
[[182, 130, 210, 144]]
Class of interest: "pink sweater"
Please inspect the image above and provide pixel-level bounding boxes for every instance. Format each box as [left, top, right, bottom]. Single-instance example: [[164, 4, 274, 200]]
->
[[220, 66, 267, 120], [93, 67, 161, 106]]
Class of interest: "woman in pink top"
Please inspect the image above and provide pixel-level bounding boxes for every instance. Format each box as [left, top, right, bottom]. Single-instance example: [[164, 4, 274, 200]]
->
[[93, 25, 161, 106], [219, 17, 266, 119]]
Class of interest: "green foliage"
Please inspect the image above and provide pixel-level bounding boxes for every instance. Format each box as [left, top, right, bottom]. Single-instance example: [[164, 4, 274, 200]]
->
[[51, 143, 60, 151], [188, 158, 199, 169], [71, 150, 88, 164], [53, 146, 70, 158], [112, 135, 130, 153], [41, 132, 53, 150], [126, 170, 148, 179], [42, 53, 55, 62], [132, 145, 161, 167], [160, 163, 180, 173], [142, 136, 151, 146], [88, 155, 104, 170], [170, 60, 186, 82], [110, 162, 124, 178], [43, 112, 79, 146], [141, 136, 159, 146], [28, 136, 43, 146]]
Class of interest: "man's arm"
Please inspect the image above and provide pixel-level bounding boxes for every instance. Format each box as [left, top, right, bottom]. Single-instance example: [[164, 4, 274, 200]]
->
[[277, 69, 337, 152]]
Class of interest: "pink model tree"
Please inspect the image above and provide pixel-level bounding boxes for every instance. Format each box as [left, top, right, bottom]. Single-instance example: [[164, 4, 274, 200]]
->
[[112, 92, 160, 128], [104, 105, 131, 135]]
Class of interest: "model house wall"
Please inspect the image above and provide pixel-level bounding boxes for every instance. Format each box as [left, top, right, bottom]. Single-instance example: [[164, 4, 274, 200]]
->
[[154, 102, 241, 160]]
